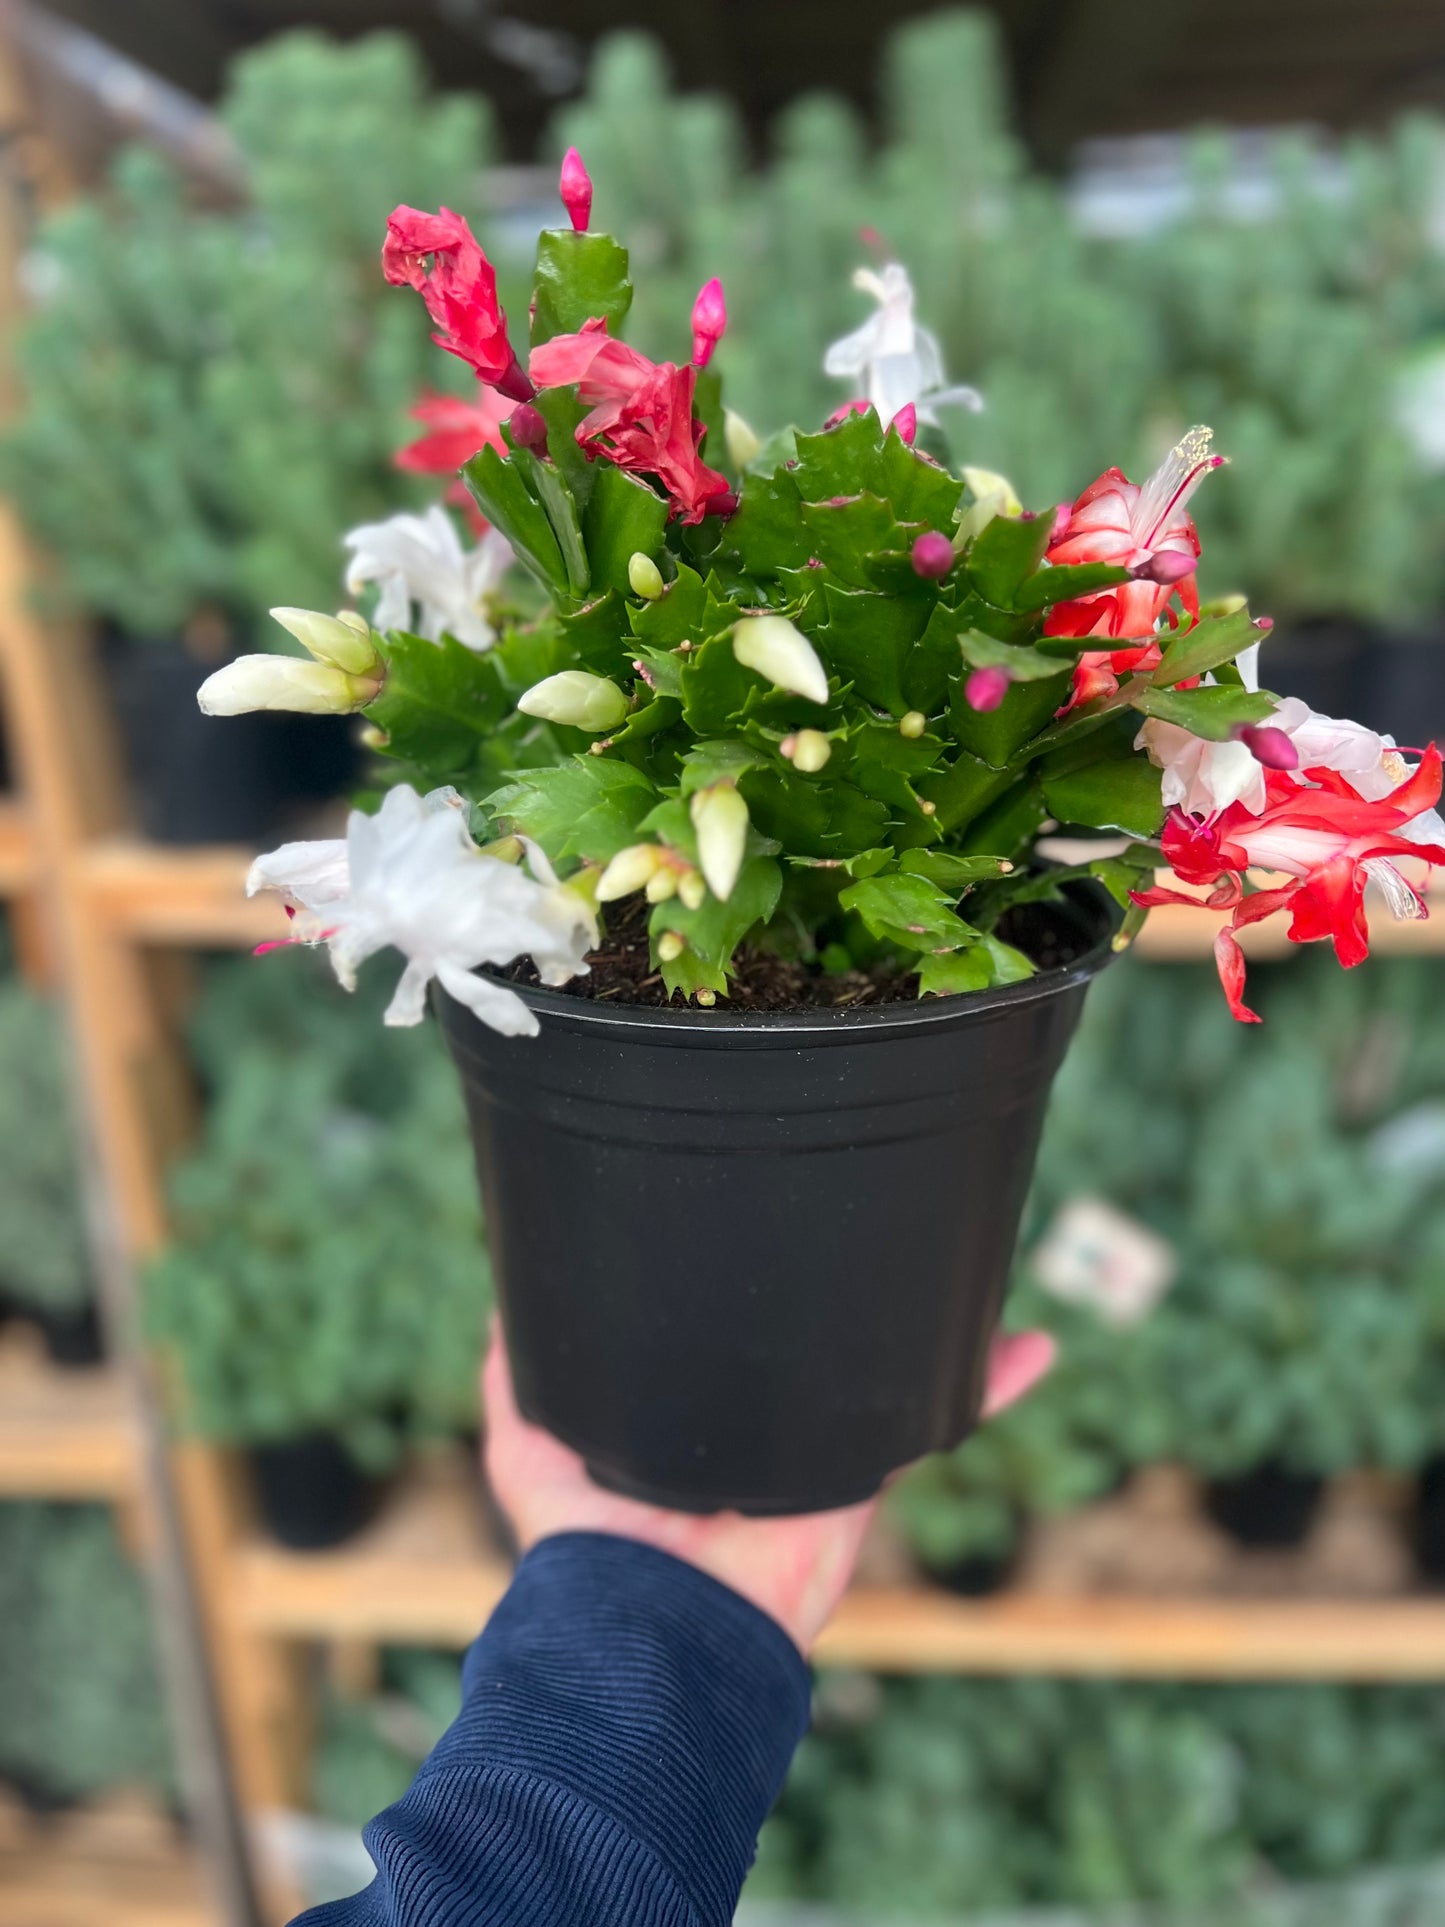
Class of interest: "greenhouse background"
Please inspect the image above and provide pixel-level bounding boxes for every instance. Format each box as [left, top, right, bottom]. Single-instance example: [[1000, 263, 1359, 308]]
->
[[4, 0, 1445, 1921]]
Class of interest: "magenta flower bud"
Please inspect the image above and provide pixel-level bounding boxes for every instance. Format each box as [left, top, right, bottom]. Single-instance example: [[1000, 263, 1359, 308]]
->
[[1237, 724, 1299, 771], [559, 147, 593, 232], [964, 666, 1010, 712], [1132, 548, 1196, 586], [892, 403, 918, 444], [703, 488, 739, 518], [690, 276, 727, 369], [911, 531, 955, 580], [509, 402, 549, 452]]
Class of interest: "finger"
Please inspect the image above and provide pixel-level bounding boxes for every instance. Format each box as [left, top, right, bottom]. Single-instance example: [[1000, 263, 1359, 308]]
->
[[481, 1317, 516, 1425], [981, 1329, 1056, 1418]]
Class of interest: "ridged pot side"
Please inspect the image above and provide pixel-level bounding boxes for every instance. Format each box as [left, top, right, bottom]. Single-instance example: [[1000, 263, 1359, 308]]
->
[[438, 883, 1120, 1514]]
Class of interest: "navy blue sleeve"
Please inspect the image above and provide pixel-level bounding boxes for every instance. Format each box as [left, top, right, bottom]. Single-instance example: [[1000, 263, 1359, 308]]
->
[[292, 1531, 813, 1927]]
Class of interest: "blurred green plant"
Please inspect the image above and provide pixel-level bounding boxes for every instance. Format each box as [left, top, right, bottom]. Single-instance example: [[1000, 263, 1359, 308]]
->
[[0, 32, 491, 638], [750, 1673, 1445, 1915], [553, 14, 1445, 623], [145, 954, 491, 1468], [0, 1501, 174, 1802], [0, 978, 91, 1315]]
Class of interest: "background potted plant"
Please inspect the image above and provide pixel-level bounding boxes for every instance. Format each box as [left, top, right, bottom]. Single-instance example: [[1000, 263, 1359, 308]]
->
[[145, 959, 490, 1548], [0, 1501, 174, 1811], [0, 979, 101, 1367], [0, 33, 493, 844]]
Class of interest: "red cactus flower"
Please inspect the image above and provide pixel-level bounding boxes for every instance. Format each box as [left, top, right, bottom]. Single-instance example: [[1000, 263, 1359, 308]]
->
[[1131, 748, 1445, 1022], [395, 388, 514, 535], [383, 206, 532, 401], [529, 319, 730, 524], [1046, 428, 1224, 715]]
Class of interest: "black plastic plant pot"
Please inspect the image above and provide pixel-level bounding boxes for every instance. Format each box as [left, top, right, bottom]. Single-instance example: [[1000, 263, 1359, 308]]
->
[[100, 627, 357, 847], [247, 1434, 386, 1550], [33, 1301, 104, 1369], [437, 883, 1119, 1516], [1412, 1455, 1445, 1585], [1203, 1464, 1326, 1550], [921, 1545, 1019, 1598]]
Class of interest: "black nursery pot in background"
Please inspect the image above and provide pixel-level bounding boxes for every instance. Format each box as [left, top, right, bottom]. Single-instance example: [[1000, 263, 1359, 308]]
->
[[439, 884, 1119, 1516], [248, 1434, 385, 1550], [100, 628, 357, 846], [34, 1301, 104, 1370], [1203, 1464, 1326, 1550]]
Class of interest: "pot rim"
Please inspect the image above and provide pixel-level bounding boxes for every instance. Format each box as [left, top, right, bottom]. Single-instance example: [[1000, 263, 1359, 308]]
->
[[480, 879, 1122, 1037]]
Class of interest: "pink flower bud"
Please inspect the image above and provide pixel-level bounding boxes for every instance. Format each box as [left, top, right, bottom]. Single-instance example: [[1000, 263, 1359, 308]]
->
[[509, 402, 549, 452], [911, 532, 954, 580], [1237, 724, 1300, 771], [892, 403, 917, 444], [690, 276, 727, 369], [559, 147, 592, 232], [1255, 615, 1275, 633], [964, 666, 1010, 712], [1132, 548, 1196, 586]]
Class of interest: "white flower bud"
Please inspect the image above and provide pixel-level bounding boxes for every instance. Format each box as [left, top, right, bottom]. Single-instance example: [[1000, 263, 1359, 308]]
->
[[596, 843, 663, 901], [269, 606, 380, 675], [788, 729, 832, 772], [197, 655, 381, 717], [517, 670, 629, 732], [695, 988, 717, 1007], [689, 783, 750, 902], [645, 866, 679, 903], [960, 467, 1022, 517], [732, 616, 829, 706], [724, 408, 762, 469], [656, 930, 686, 963], [627, 552, 665, 600], [899, 711, 927, 739], [677, 868, 706, 911]]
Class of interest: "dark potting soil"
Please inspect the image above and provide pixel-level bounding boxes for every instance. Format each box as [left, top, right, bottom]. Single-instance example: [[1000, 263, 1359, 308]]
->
[[499, 892, 1089, 1013]]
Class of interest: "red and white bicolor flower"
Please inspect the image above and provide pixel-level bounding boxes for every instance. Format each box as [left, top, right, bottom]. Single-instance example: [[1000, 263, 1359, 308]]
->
[[247, 784, 597, 1035], [383, 206, 532, 401], [1132, 748, 1445, 1023], [1138, 697, 1410, 821], [529, 318, 731, 524], [1046, 427, 1225, 713], [823, 264, 982, 431]]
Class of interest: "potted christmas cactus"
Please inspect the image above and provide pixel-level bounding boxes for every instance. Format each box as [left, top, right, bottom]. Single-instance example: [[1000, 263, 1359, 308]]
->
[[200, 153, 1445, 1513]]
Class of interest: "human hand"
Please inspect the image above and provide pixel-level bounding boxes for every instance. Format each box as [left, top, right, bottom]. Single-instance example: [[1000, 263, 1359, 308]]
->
[[482, 1325, 1054, 1655]]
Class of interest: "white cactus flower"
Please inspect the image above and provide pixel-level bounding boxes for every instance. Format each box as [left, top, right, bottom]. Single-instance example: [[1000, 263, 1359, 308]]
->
[[823, 264, 982, 429], [246, 784, 596, 1036], [343, 508, 513, 652]]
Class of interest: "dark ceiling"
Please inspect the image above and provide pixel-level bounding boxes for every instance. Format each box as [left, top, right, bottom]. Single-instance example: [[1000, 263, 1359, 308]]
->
[[30, 0, 1445, 167]]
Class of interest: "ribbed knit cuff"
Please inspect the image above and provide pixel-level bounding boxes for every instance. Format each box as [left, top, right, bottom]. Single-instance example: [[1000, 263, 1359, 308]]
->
[[292, 1532, 812, 1927], [433, 1532, 812, 1920]]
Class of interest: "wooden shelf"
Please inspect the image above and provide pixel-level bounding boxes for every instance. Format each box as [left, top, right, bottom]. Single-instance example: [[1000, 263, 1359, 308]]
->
[[77, 838, 285, 949], [234, 1452, 511, 1646], [229, 1458, 1445, 1680], [0, 1789, 213, 1927], [0, 798, 35, 893], [0, 1328, 136, 1500], [817, 1589, 1445, 1679]]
